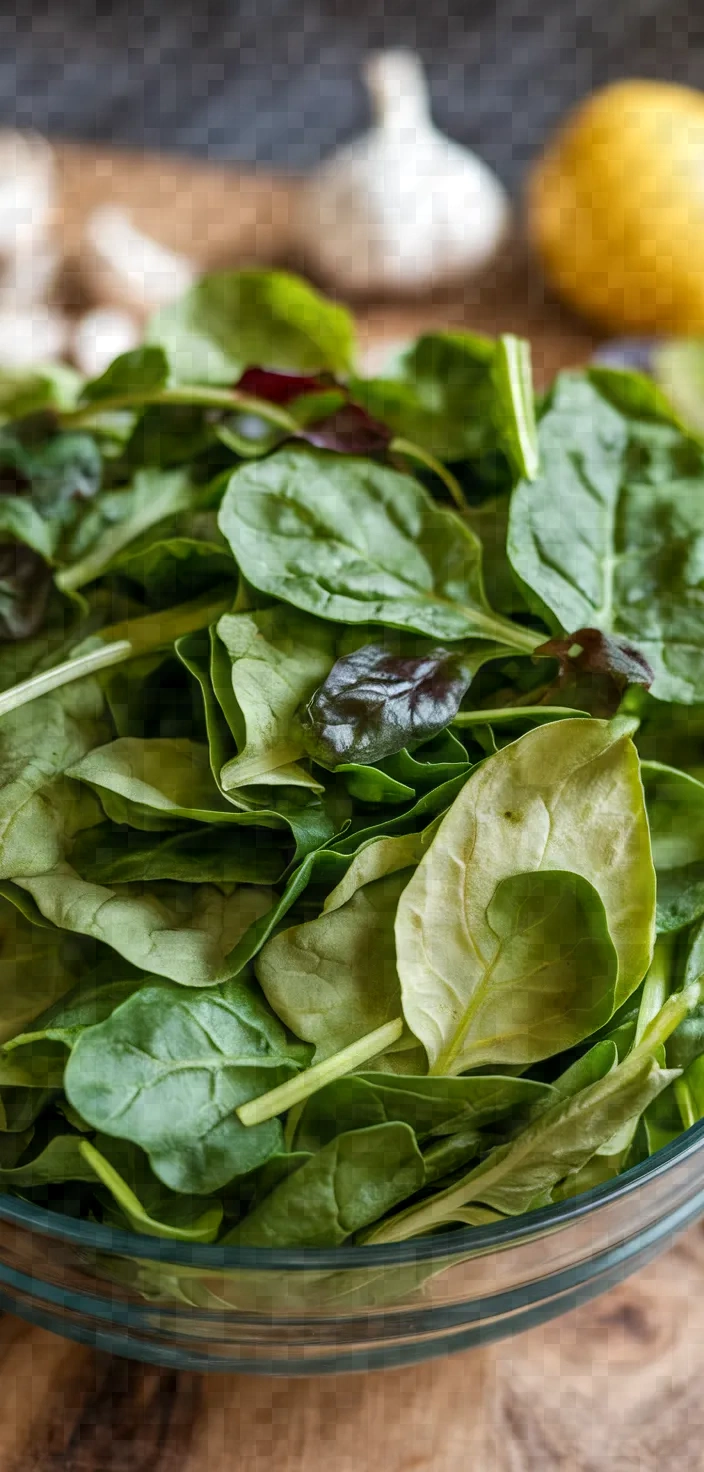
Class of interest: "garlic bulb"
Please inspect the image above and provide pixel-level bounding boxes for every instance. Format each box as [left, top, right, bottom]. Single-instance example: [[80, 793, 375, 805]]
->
[[0, 307, 69, 369], [72, 307, 141, 378], [296, 50, 510, 295], [0, 131, 54, 257], [82, 205, 196, 318]]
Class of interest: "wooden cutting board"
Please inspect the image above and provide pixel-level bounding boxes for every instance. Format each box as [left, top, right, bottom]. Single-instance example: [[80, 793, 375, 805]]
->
[[1, 140, 695, 1472]]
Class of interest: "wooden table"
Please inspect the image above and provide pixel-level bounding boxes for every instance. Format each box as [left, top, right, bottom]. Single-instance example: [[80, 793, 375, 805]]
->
[[2, 141, 699, 1472]]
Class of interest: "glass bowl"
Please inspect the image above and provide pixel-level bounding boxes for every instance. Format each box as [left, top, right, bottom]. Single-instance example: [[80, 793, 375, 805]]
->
[[1, 1121, 704, 1376]]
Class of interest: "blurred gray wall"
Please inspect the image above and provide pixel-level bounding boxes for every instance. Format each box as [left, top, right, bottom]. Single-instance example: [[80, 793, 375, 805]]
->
[[2, 1, 702, 189]]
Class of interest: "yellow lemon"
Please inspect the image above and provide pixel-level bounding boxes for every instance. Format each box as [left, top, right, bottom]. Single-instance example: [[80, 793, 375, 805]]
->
[[528, 80, 704, 333]]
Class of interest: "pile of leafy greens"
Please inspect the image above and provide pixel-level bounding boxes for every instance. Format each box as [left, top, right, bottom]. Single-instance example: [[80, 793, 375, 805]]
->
[[0, 269, 701, 1253]]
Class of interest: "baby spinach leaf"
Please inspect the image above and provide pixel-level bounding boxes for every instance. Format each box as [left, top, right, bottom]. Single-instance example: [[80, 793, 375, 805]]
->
[[81, 346, 170, 405], [216, 606, 335, 790], [217, 446, 538, 649], [57, 469, 196, 593], [367, 1051, 676, 1242], [147, 270, 355, 385], [4, 970, 145, 1054], [65, 977, 304, 1193], [0, 543, 53, 641], [301, 642, 476, 768], [352, 331, 538, 479], [508, 372, 704, 703], [397, 719, 656, 1073], [0, 897, 80, 1045], [17, 871, 275, 989], [67, 736, 264, 830], [256, 833, 423, 1062], [641, 762, 704, 933], [70, 820, 289, 888], [81, 1139, 223, 1242], [292, 1072, 552, 1153], [0, 1133, 98, 1186], [226, 1123, 425, 1247]]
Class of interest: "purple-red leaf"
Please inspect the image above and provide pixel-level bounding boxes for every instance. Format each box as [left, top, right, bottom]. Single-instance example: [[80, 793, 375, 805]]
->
[[533, 627, 654, 716], [235, 368, 331, 404], [302, 643, 473, 767], [299, 403, 393, 456]]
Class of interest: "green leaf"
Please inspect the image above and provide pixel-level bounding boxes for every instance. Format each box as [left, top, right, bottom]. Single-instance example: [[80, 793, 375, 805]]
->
[[70, 820, 289, 887], [64, 977, 304, 1193], [352, 331, 538, 478], [216, 607, 336, 790], [56, 468, 196, 593], [80, 1140, 224, 1242], [292, 1072, 553, 1152], [641, 762, 704, 933], [397, 719, 656, 1073], [508, 371, 704, 703], [80, 346, 170, 404], [0, 1133, 98, 1186], [367, 1048, 677, 1242], [225, 1123, 425, 1247], [67, 736, 268, 829], [218, 446, 538, 649], [0, 362, 81, 422], [147, 270, 355, 385], [0, 896, 80, 1045], [256, 833, 423, 1062]]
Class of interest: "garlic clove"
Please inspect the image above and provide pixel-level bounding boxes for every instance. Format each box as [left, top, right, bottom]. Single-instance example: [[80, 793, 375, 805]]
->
[[71, 307, 142, 378], [0, 307, 69, 369], [0, 131, 54, 258], [296, 50, 511, 296], [82, 205, 196, 317], [0, 239, 60, 309]]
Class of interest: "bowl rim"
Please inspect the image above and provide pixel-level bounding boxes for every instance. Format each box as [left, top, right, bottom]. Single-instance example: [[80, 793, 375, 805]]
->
[[1, 1116, 704, 1272]]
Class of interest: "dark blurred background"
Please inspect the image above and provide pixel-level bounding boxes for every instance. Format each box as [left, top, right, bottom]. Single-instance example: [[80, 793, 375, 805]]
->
[[3, 0, 702, 188]]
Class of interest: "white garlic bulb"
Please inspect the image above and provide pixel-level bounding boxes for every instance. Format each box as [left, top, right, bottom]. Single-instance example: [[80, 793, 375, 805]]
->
[[296, 50, 510, 295], [0, 131, 54, 257], [82, 205, 196, 318], [0, 307, 69, 369], [72, 306, 142, 378]]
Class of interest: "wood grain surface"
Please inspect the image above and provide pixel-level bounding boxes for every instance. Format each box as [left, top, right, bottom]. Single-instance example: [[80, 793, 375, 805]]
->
[[0, 140, 695, 1472]]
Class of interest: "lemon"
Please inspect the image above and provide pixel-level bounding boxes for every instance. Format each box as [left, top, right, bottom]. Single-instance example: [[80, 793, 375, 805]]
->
[[527, 80, 704, 333]]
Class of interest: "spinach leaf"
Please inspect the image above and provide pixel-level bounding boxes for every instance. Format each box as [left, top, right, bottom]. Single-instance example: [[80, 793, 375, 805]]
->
[[256, 833, 423, 1063], [65, 977, 305, 1193], [218, 446, 537, 649], [70, 820, 289, 888], [216, 606, 335, 790], [367, 1052, 676, 1242], [0, 544, 53, 642], [82, 1139, 224, 1242], [81, 346, 170, 404], [397, 719, 655, 1073], [57, 469, 197, 594], [226, 1123, 425, 1247], [352, 332, 538, 479], [147, 270, 354, 385], [301, 642, 477, 767], [0, 1134, 98, 1186], [292, 1073, 552, 1152], [508, 372, 704, 703], [0, 897, 79, 1044], [67, 736, 268, 829], [641, 762, 704, 933]]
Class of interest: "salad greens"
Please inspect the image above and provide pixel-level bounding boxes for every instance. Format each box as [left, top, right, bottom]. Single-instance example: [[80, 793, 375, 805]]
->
[[0, 268, 701, 1250]]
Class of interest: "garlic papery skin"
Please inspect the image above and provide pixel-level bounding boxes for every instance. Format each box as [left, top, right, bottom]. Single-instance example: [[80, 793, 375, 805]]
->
[[72, 307, 141, 378], [82, 205, 196, 318], [296, 50, 511, 295], [0, 132, 54, 257], [0, 307, 69, 369]]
